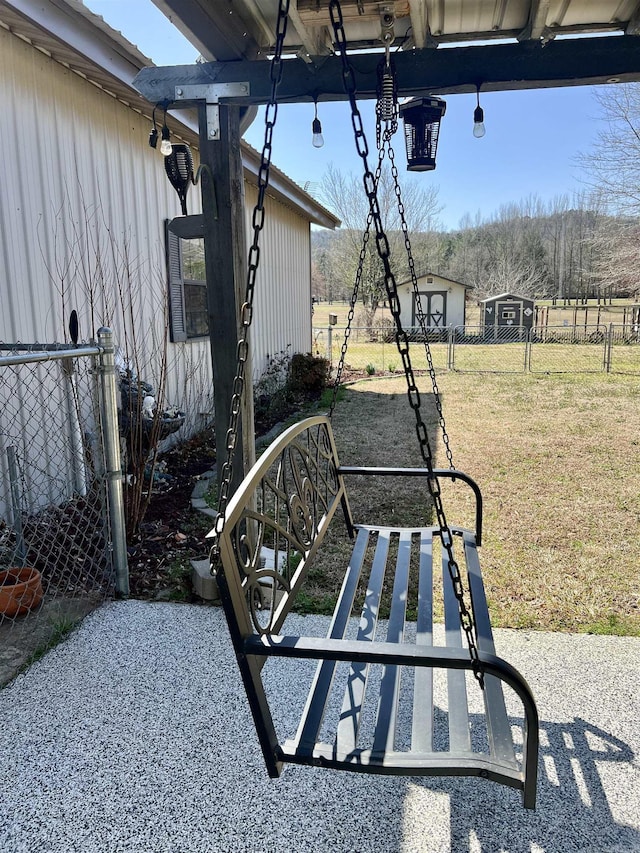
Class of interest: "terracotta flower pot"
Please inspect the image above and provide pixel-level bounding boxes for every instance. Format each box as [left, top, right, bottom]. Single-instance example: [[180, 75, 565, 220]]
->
[[0, 567, 43, 617]]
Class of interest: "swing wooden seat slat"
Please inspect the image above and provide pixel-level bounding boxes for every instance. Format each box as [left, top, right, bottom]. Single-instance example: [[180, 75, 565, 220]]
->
[[212, 415, 538, 809]]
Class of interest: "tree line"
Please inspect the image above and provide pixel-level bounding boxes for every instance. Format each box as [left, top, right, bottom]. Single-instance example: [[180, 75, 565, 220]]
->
[[312, 84, 640, 309]]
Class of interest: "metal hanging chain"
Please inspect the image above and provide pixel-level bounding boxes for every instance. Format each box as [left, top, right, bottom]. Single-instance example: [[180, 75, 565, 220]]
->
[[330, 58, 399, 419], [375, 48, 453, 468], [329, 142, 385, 419], [211, 0, 290, 559], [329, 0, 482, 684], [333, 54, 453, 470], [385, 137, 455, 470]]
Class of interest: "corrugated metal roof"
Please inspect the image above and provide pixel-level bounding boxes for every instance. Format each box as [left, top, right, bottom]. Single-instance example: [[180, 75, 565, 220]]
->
[[150, 0, 640, 61], [135, 0, 640, 104]]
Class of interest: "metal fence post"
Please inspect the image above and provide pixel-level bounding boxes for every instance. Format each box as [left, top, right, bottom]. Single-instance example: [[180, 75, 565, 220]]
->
[[606, 323, 613, 373], [6, 446, 27, 567], [97, 327, 129, 597]]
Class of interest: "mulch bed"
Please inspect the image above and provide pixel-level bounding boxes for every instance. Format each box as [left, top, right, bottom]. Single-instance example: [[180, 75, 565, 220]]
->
[[126, 429, 217, 599], [127, 385, 330, 600]]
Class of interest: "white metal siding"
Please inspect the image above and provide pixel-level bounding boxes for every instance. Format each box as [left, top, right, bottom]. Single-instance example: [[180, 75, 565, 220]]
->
[[244, 183, 313, 378], [0, 24, 314, 418], [0, 26, 198, 342]]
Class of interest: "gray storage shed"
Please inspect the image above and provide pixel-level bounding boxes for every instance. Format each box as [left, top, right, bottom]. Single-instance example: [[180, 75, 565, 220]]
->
[[481, 293, 535, 336]]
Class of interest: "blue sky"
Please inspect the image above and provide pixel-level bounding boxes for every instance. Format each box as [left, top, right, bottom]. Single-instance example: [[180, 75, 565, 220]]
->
[[87, 0, 605, 230]]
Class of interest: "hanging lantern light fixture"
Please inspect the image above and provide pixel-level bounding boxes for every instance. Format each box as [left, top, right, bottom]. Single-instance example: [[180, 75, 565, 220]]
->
[[399, 96, 447, 172]]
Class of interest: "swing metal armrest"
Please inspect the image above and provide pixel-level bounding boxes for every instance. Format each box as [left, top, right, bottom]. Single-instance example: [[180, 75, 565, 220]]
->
[[338, 465, 483, 545], [245, 633, 528, 693]]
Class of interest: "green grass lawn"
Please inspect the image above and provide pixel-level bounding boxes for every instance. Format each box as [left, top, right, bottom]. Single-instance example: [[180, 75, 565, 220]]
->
[[306, 370, 640, 636]]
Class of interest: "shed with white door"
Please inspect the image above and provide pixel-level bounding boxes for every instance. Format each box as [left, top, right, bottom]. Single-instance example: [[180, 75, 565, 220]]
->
[[396, 272, 472, 332]]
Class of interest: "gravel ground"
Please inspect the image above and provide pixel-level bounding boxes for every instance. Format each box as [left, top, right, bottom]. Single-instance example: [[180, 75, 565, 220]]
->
[[1, 600, 639, 853]]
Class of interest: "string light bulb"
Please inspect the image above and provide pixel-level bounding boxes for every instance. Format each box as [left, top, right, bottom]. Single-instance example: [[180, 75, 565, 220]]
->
[[160, 121, 172, 156], [312, 100, 324, 149], [473, 86, 486, 138]]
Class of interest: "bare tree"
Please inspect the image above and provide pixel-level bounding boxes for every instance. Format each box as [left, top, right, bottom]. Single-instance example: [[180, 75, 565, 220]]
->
[[588, 218, 640, 298], [579, 84, 640, 216], [576, 85, 640, 296], [44, 194, 187, 535], [482, 255, 547, 297], [319, 162, 442, 310]]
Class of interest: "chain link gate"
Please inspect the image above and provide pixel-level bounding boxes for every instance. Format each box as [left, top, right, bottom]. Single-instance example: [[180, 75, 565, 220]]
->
[[606, 323, 640, 374], [315, 322, 640, 376], [0, 329, 126, 685]]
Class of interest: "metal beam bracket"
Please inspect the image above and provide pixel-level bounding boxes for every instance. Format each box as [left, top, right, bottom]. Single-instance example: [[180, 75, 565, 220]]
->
[[380, 6, 395, 45], [174, 83, 251, 140]]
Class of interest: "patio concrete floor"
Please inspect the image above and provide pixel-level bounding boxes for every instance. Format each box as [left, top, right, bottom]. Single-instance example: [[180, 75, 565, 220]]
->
[[1, 599, 638, 853]]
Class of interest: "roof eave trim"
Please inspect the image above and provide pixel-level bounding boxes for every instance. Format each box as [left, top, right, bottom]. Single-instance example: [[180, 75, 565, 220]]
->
[[3, 0, 151, 94], [240, 142, 340, 230]]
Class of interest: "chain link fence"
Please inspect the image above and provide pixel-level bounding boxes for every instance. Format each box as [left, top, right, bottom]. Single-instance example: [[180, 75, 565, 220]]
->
[[0, 332, 126, 684], [450, 325, 529, 373], [314, 323, 640, 376], [529, 324, 608, 373]]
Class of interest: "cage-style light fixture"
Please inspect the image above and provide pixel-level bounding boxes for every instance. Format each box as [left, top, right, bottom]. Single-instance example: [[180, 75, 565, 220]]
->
[[399, 96, 447, 172]]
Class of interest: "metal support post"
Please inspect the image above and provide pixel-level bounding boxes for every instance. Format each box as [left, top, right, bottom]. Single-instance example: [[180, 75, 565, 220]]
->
[[97, 327, 129, 597], [606, 322, 613, 373], [62, 358, 88, 497], [7, 446, 26, 567]]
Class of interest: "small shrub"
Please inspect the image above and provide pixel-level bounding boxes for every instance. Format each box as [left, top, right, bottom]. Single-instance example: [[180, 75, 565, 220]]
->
[[355, 304, 377, 337], [288, 353, 330, 395], [366, 363, 376, 375], [254, 349, 291, 398], [388, 362, 397, 373], [253, 351, 331, 434], [253, 349, 294, 432], [375, 315, 395, 343]]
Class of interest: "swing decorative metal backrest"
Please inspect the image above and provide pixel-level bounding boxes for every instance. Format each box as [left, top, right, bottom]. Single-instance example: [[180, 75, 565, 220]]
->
[[209, 0, 538, 810]]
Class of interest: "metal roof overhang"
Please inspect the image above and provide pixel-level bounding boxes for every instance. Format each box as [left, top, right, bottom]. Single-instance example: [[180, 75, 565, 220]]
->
[[137, 0, 640, 105], [149, 0, 640, 59]]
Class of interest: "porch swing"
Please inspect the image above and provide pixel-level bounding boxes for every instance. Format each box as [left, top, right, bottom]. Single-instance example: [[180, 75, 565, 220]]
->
[[208, 0, 538, 810]]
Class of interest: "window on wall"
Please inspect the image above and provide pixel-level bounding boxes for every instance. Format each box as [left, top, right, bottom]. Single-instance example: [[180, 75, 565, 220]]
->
[[166, 222, 209, 341]]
